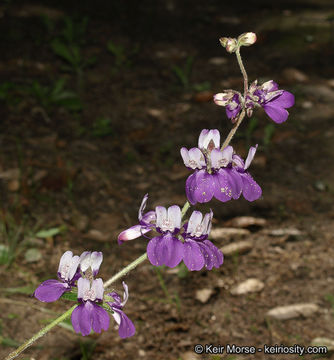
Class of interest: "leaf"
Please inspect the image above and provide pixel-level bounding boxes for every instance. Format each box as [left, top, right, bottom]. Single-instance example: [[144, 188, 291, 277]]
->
[[61, 291, 78, 302], [3, 285, 35, 294], [35, 227, 63, 238]]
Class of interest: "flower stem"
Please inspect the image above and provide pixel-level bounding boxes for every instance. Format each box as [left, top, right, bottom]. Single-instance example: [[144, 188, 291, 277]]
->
[[235, 47, 248, 98], [221, 109, 246, 150], [103, 252, 148, 289], [4, 304, 77, 360]]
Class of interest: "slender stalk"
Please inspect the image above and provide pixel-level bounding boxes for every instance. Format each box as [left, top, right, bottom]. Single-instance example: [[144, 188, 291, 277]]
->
[[181, 201, 190, 218], [103, 253, 148, 289], [4, 304, 77, 360], [235, 47, 248, 98], [221, 109, 245, 150]]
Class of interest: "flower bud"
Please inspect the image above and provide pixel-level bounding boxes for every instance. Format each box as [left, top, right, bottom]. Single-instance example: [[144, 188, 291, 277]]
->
[[213, 92, 234, 106], [238, 32, 257, 47], [219, 37, 238, 53]]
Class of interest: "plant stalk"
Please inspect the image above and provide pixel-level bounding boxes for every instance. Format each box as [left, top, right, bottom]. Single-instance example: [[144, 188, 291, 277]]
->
[[5, 304, 77, 360]]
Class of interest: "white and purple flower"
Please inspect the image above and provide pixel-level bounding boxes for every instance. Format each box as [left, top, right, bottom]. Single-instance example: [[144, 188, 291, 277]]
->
[[71, 278, 110, 336], [147, 205, 184, 268], [253, 80, 295, 123], [118, 193, 156, 244], [214, 80, 294, 124], [79, 251, 103, 276], [182, 210, 223, 271], [181, 129, 260, 205], [34, 250, 80, 302], [107, 282, 136, 339]]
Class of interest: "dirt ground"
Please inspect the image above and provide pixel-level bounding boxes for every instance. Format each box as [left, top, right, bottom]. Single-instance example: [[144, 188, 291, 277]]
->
[[1, 1, 334, 359]]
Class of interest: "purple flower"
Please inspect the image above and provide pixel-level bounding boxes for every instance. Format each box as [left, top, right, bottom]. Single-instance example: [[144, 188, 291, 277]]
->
[[107, 282, 135, 339], [71, 278, 110, 336], [79, 251, 103, 276], [181, 129, 259, 205], [34, 251, 80, 302], [118, 194, 156, 244], [253, 80, 295, 123], [232, 145, 262, 201], [182, 210, 223, 271], [147, 205, 184, 268], [214, 92, 242, 122]]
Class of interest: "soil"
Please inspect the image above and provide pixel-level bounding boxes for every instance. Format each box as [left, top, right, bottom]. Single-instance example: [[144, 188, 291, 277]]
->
[[1, 1, 334, 359]]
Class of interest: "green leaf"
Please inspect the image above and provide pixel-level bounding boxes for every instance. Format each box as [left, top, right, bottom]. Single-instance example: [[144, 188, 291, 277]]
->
[[61, 291, 78, 301], [3, 285, 35, 295], [35, 227, 63, 238]]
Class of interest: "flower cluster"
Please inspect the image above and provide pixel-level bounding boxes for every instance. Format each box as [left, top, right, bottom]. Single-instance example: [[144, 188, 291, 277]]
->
[[34, 251, 135, 338], [214, 80, 295, 124], [118, 195, 223, 271], [180, 129, 261, 205]]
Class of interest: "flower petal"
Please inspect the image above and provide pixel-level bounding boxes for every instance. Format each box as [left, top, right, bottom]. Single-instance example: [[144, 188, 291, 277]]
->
[[244, 145, 258, 170], [168, 205, 181, 230], [121, 281, 129, 307], [263, 103, 289, 123], [185, 172, 198, 205], [155, 206, 167, 230], [203, 240, 224, 269], [112, 309, 136, 339], [183, 239, 205, 271], [187, 210, 203, 235], [138, 193, 149, 221], [271, 90, 295, 108], [241, 173, 262, 201], [71, 303, 92, 336], [91, 278, 104, 301], [214, 170, 233, 202], [192, 170, 215, 204], [34, 279, 69, 302], [118, 225, 151, 244], [91, 252, 103, 276], [147, 234, 183, 268], [91, 303, 110, 334], [77, 277, 90, 301]]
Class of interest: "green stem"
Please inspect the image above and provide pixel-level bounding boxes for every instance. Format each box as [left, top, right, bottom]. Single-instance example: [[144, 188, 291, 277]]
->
[[103, 253, 148, 289], [181, 201, 190, 218], [5, 304, 77, 360]]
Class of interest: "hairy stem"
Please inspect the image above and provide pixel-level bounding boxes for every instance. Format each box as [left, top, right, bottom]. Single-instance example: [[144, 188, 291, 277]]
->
[[5, 304, 77, 360], [103, 252, 148, 289], [221, 109, 246, 150], [235, 47, 248, 98]]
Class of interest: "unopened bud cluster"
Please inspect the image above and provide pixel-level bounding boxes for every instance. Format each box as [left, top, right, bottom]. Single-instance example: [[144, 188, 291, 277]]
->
[[220, 32, 257, 53]]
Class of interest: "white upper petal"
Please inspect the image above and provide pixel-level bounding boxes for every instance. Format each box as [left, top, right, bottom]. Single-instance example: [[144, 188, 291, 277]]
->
[[188, 147, 205, 168], [244, 145, 258, 170], [203, 210, 213, 235], [187, 211, 203, 235], [221, 145, 233, 163], [79, 251, 91, 273], [138, 194, 149, 221], [112, 310, 121, 325], [199, 129, 220, 150], [155, 206, 167, 229], [58, 250, 73, 273], [77, 277, 90, 300], [91, 278, 104, 301], [198, 129, 209, 149], [180, 147, 190, 165], [68, 255, 80, 281], [91, 252, 103, 275], [210, 148, 224, 169], [121, 281, 129, 307], [168, 205, 181, 230]]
